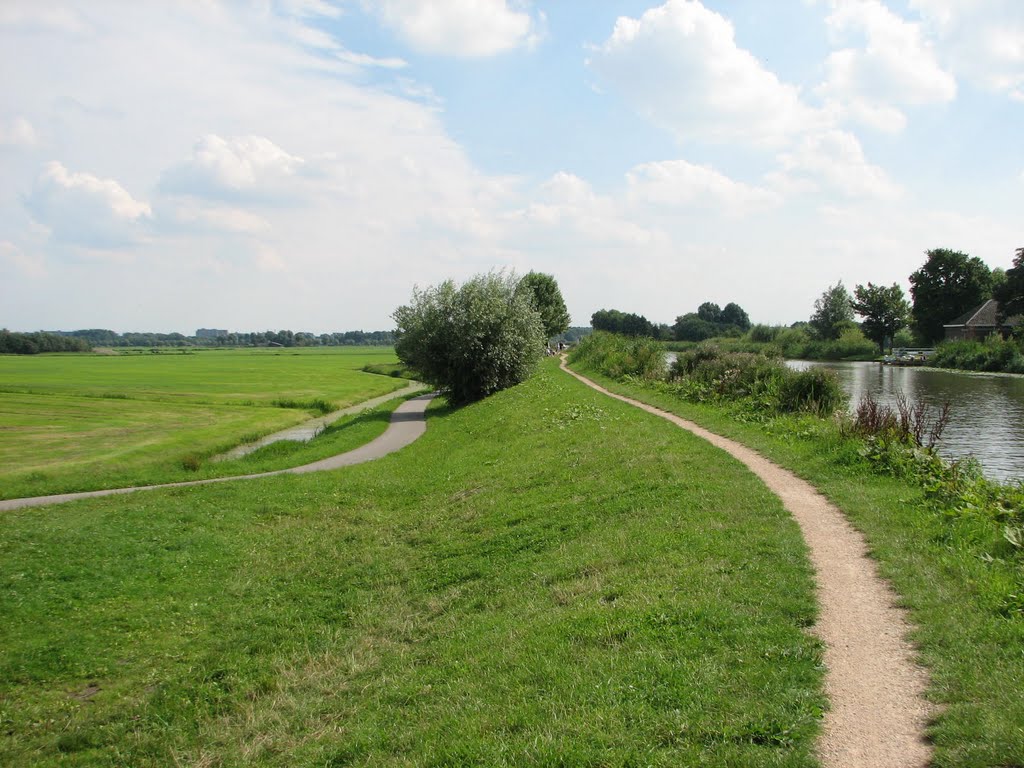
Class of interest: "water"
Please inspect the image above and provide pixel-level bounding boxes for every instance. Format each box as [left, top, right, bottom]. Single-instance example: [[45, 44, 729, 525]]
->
[[788, 361, 1024, 483]]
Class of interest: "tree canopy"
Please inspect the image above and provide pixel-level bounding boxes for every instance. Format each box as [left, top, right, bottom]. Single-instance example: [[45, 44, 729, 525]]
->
[[515, 272, 570, 339], [994, 247, 1024, 324], [909, 248, 993, 344], [809, 282, 855, 340], [673, 300, 750, 341], [851, 283, 911, 352], [393, 272, 545, 405], [591, 309, 655, 337]]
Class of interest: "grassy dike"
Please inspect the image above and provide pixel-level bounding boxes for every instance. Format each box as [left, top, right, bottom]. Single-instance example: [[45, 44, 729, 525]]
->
[[1, 358, 825, 767], [566, 361, 1024, 767]]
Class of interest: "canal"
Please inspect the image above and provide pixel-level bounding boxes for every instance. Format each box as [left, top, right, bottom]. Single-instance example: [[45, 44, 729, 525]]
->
[[788, 361, 1024, 483]]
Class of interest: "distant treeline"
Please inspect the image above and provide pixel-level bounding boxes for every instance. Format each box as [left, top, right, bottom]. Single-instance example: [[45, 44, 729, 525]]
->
[[0, 329, 91, 354], [0, 328, 400, 354]]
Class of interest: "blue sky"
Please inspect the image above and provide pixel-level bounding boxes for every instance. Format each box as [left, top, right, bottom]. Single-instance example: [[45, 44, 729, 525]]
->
[[1, 0, 1021, 334]]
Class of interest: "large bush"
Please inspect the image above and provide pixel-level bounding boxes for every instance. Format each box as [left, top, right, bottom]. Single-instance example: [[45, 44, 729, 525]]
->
[[669, 345, 844, 415], [392, 272, 546, 405], [569, 331, 666, 380]]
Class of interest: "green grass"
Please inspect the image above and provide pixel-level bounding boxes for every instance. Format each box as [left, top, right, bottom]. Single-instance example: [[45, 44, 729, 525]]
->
[[568, 361, 1024, 767], [0, 359, 825, 766], [0, 348, 410, 499], [0, 346, 405, 406]]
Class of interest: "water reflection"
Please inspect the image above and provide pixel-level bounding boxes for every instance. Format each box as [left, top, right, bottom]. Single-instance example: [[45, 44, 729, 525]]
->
[[789, 361, 1024, 483]]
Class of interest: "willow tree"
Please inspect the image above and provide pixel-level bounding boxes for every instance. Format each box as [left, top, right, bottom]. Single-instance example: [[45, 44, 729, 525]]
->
[[392, 272, 545, 405]]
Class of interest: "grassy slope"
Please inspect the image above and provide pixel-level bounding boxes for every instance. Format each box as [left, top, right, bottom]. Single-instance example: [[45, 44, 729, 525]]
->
[[0, 348, 409, 499], [568, 363, 1024, 768], [0, 359, 825, 767]]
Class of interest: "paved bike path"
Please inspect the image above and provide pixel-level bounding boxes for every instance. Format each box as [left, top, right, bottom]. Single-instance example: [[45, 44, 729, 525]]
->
[[0, 394, 435, 512]]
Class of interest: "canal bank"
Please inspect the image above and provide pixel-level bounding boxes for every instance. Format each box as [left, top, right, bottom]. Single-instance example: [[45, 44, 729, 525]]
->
[[787, 360, 1024, 482]]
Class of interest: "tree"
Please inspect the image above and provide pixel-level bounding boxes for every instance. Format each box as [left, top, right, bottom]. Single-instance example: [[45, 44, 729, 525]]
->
[[696, 302, 722, 324], [851, 283, 910, 353], [591, 309, 654, 337], [909, 248, 993, 344], [515, 272, 570, 339], [673, 313, 716, 342], [994, 248, 1024, 324], [720, 302, 751, 332], [392, 272, 545, 405], [809, 282, 855, 340]]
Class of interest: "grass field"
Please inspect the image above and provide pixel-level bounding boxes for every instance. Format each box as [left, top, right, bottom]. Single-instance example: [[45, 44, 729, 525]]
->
[[0, 348, 409, 499], [0, 359, 826, 766], [568, 362, 1024, 767]]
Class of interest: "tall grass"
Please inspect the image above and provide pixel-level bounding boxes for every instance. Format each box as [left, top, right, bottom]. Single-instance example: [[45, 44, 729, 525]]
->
[[931, 335, 1024, 374], [665, 326, 877, 361], [569, 331, 666, 380], [572, 335, 844, 416]]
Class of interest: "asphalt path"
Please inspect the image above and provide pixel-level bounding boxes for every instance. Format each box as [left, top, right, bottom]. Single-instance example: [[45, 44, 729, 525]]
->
[[0, 393, 435, 512]]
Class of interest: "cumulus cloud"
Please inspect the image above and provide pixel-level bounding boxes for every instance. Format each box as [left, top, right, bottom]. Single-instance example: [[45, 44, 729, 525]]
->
[[627, 159, 780, 212], [0, 116, 36, 146], [909, 0, 1024, 100], [588, 0, 823, 146], [159, 135, 307, 202], [777, 130, 902, 200], [26, 161, 151, 248], [371, 0, 542, 57], [509, 172, 663, 247], [0, 240, 45, 277], [817, 0, 956, 131]]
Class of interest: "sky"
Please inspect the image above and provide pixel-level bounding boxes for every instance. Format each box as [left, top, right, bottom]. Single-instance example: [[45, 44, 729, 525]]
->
[[1, 0, 1021, 334]]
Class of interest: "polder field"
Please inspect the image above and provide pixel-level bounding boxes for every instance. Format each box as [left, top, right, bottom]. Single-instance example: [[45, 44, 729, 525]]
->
[[0, 347, 408, 500]]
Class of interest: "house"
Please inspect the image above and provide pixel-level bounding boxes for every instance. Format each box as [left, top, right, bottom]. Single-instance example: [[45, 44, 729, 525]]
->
[[943, 299, 1020, 341]]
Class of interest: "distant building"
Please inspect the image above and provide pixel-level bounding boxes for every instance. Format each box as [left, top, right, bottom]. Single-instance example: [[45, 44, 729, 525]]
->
[[943, 300, 1020, 341], [196, 328, 229, 339]]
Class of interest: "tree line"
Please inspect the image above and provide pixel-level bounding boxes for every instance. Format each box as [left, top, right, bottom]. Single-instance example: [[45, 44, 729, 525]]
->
[[591, 246, 1023, 356], [0, 328, 401, 353], [810, 246, 1023, 352], [591, 301, 751, 342]]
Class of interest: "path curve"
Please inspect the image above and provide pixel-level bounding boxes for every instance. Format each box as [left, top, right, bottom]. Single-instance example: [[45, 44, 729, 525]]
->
[[216, 380, 425, 460], [0, 394, 435, 512], [561, 359, 932, 768]]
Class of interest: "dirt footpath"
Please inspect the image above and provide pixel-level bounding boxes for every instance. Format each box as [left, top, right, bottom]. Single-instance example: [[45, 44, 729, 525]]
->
[[562, 359, 932, 768]]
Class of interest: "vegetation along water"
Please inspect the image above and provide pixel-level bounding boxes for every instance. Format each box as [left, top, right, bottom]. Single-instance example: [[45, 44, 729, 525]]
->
[[789, 360, 1024, 482], [570, 332, 1024, 766]]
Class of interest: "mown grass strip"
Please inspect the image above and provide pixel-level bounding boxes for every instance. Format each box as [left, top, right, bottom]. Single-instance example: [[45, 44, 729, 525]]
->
[[567, 360, 1024, 767], [0, 348, 414, 499], [0, 359, 825, 766]]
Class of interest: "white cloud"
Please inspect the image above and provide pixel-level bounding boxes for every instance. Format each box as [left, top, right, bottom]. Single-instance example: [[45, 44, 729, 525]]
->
[[26, 161, 151, 248], [511, 172, 664, 247], [0, 240, 45, 278], [777, 130, 902, 200], [159, 135, 307, 201], [0, 115, 36, 146], [588, 0, 823, 146], [910, 0, 1024, 100], [371, 0, 541, 57], [162, 201, 270, 236], [626, 159, 780, 212], [817, 0, 956, 131]]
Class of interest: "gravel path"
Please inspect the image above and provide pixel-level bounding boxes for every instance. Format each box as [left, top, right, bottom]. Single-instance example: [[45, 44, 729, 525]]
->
[[561, 359, 933, 768], [0, 394, 435, 512]]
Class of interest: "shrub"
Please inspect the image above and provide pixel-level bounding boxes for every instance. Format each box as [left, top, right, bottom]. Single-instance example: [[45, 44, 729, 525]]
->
[[569, 332, 665, 380], [393, 272, 546, 405], [932, 336, 1024, 374]]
